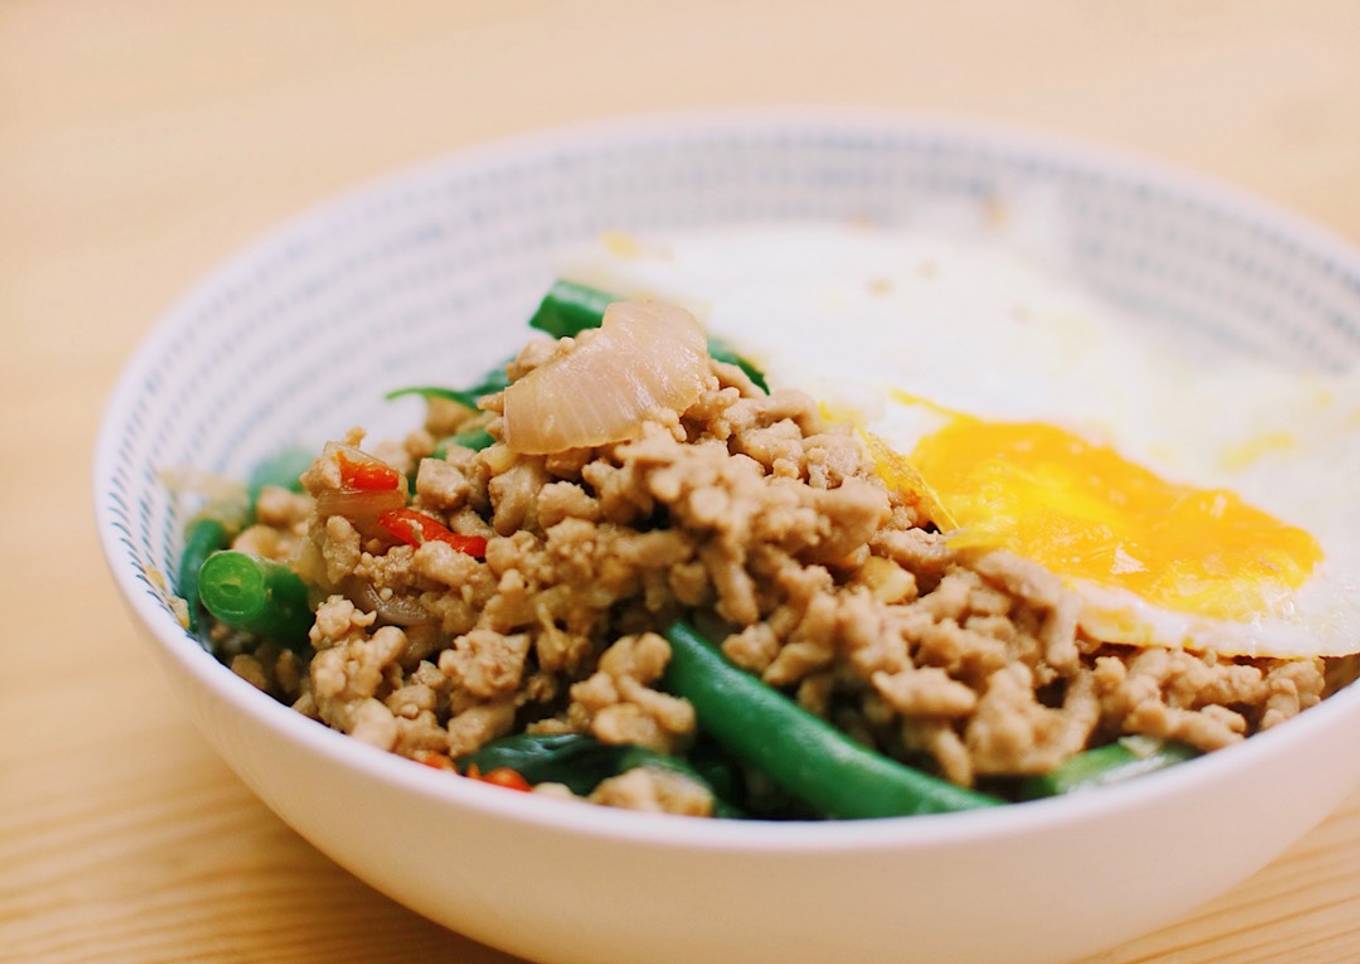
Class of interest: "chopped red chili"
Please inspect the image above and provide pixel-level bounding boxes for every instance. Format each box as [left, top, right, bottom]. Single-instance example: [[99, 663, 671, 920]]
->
[[413, 751, 455, 771], [337, 450, 401, 491], [377, 507, 487, 559], [465, 763, 532, 793]]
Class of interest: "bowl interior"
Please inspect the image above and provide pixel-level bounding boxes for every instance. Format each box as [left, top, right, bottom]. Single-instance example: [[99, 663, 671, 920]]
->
[[97, 108, 1360, 747]]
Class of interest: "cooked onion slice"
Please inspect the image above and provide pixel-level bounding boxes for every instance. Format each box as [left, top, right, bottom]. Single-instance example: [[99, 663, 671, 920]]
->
[[503, 300, 709, 454], [315, 487, 406, 525], [346, 577, 431, 626], [314, 442, 406, 537]]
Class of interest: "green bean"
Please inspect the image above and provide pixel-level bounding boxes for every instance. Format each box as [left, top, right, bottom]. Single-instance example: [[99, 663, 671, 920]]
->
[[1019, 737, 1198, 800], [178, 515, 233, 637], [661, 619, 1001, 818], [528, 279, 614, 338], [432, 425, 495, 460], [177, 447, 313, 637], [529, 279, 770, 392], [197, 551, 313, 650]]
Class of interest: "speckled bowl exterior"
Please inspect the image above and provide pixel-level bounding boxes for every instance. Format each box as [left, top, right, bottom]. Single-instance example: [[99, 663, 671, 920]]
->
[[96, 110, 1360, 964]]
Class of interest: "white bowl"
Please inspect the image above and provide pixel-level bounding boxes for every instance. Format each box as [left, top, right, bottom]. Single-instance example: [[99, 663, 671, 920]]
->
[[95, 110, 1360, 964]]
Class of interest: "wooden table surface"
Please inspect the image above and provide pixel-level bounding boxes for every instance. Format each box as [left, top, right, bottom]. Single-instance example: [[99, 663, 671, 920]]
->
[[5, 2, 1360, 960]]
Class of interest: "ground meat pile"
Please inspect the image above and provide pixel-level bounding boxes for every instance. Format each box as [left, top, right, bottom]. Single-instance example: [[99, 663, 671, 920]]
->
[[216, 338, 1333, 816]]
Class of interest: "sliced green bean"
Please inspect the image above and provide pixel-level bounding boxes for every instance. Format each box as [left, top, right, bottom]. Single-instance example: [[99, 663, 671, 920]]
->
[[178, 494, 250, 639], [177, 446, 313, 638], [528, 279, 614, 338], [662, 619, 1000, 818], [197, 551, 313, 651], [178, 516, 233, 637], [1019, 737, 1199, 800]]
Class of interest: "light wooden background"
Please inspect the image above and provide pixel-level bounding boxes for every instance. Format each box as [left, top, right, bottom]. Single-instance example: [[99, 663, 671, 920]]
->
[[5, 1, 1360, 961]]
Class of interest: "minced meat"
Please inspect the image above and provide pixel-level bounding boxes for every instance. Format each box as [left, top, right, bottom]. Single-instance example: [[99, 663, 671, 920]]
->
[[215, 337, 1337, 813]]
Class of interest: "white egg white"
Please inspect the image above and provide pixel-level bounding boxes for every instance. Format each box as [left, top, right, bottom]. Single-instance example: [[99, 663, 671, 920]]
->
[[566, 224, 1360, 658]]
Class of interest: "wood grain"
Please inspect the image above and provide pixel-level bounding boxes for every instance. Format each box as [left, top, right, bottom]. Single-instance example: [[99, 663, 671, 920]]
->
[[4, 1, 1360, 960]]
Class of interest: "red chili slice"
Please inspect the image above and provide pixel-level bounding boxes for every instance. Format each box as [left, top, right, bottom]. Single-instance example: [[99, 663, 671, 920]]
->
[[338, 450, 402, 491], [377, 507, 487, 559], [465, 763, 532, 793], [413, 751, 455, 771]]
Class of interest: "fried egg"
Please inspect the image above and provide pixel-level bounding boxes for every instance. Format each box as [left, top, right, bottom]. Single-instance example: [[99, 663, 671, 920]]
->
[[566, 224, 1360, 658]]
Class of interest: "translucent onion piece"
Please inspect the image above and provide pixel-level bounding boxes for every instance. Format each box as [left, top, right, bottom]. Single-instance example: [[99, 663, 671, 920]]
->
[[503, 300, 710, 454], [314, 487, 406, 537], [346, 577, 431, 626], [314, 442, 407, 537]]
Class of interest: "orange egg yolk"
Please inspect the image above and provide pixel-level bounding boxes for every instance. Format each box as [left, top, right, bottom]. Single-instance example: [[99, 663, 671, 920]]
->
[[879, 409, 1322, 622]]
